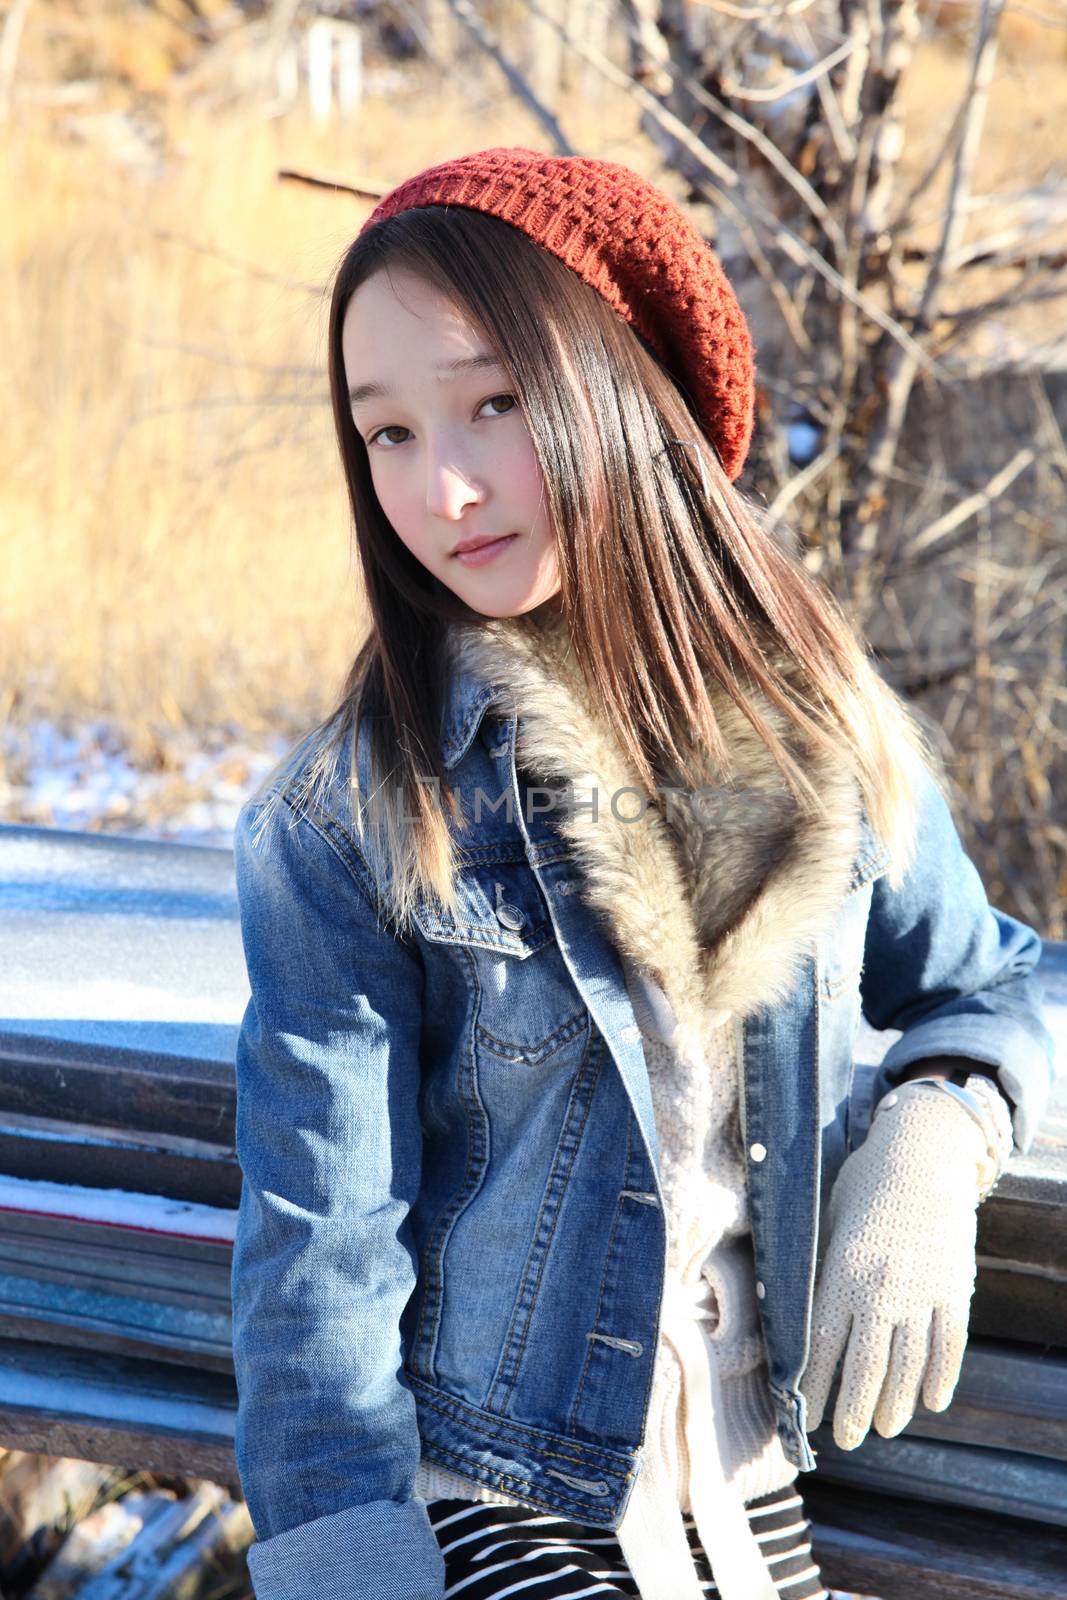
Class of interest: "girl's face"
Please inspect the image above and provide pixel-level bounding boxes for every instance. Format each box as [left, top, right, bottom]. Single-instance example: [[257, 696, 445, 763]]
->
[[342, 267, 562, 618]]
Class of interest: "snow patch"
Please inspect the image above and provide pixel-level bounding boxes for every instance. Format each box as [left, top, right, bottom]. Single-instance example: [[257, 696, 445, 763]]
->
[[0, 1171, 238, 1241]]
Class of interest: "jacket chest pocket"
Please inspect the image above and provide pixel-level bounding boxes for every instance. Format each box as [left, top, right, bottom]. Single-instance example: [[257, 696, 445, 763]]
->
[[413, 854, 590, 1064]]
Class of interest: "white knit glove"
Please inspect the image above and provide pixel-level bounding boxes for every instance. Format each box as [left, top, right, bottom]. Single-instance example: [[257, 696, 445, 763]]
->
[[800, 1081, 991, 1451]]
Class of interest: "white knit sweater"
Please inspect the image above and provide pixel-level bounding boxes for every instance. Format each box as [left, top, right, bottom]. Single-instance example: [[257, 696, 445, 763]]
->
[[414, 955, 797, 1599]]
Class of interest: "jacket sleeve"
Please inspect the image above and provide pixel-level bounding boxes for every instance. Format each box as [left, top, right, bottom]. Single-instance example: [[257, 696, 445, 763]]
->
[[860, 757, 1058, 1157], [230, 792, 444, 1600]]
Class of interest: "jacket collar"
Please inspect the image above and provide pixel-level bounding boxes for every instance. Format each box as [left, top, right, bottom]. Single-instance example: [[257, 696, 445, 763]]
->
[[444, 608, 868, 1056], [439, 642, 508, 769], [440, 675, 500, 769]]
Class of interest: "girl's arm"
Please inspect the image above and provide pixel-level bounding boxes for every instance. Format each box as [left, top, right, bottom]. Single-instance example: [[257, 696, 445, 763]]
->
[[230, 795, 444, 1600], [860, 757, 1057, 1157], [803, 760, 1056, 1450]]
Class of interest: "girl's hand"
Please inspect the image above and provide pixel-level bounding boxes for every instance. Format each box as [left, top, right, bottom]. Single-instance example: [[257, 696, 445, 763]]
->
[[799, 1082, 990, 1451]]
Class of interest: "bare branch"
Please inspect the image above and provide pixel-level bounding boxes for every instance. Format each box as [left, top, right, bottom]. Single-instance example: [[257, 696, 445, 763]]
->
[[718, 37, 856, 102], [721, 203, 815, 353], [1028, 371, 1067, 482], [793, 10, 855, 162], [694, 0, 819, 17], [765, 438, 843, 525], [910, 447, 1036, 557], [583, 0, 847, 250], [936, 273, 1067, 351], [915, 0, 1003, 332], [849, 0, 1005, 580], [441, 0, 575, 154], [522, 0, 938, 371], [278, 167, 387, 200]]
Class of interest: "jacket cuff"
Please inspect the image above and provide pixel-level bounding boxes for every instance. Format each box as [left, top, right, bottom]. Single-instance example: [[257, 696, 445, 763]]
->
[[246, 1496, 446, 1600], [870, 1017, 1053, 1157]]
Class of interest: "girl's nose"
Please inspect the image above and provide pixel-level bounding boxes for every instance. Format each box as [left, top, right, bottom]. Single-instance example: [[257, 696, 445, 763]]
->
[[425, 452, 486, 520]]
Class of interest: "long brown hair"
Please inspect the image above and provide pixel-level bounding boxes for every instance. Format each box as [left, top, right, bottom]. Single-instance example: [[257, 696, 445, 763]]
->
[[249, 202, 939, 936]]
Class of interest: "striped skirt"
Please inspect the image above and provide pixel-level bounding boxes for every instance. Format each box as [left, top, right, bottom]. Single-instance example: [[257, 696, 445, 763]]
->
[[426, 1479, 830, 1598]]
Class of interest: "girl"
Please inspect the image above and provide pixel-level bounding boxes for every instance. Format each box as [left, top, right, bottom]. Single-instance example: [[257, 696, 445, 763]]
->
[[229, 148, 1055, 1600]]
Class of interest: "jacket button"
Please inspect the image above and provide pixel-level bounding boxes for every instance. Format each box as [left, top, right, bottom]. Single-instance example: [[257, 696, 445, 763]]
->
[[493, 881, 526, 931], [755, 1280, 766, 1298], [749, 1142, 767, 1162]]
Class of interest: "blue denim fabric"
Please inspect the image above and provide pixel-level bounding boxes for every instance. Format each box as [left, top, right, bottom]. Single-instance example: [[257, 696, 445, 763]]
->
[[230, 656, 1057, 1600]]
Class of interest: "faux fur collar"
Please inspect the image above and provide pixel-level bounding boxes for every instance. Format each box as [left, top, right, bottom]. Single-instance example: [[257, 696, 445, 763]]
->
[[447, 608, 865, 1060]]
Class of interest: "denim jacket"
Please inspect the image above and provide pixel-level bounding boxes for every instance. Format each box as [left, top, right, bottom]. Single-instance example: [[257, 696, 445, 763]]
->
[[231, 622, 1056, 1600]]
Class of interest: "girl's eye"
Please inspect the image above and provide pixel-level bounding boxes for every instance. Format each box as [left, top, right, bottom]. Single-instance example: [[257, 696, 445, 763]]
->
[[481, 393, 517, 418], [366, 393, 517, 451]]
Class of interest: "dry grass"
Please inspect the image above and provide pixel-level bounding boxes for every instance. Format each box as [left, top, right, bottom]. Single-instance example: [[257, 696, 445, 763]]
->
[[1, 98, 357, 763]]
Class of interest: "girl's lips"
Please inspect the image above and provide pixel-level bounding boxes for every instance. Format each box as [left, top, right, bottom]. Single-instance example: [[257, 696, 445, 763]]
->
[[452, 533, 520, 567]]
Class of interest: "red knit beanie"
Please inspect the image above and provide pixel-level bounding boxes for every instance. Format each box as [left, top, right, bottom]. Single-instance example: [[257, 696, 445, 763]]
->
[[358, 146, 756, 483]]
